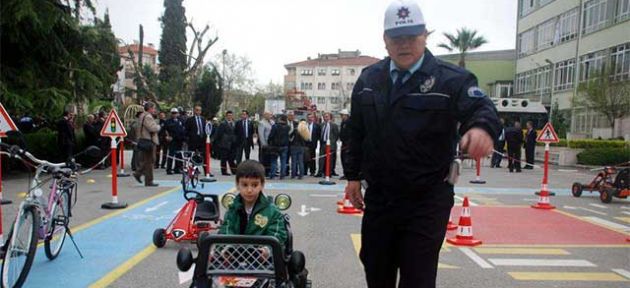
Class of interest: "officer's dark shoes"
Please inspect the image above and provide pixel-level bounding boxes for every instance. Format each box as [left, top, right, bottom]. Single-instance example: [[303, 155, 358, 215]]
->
[[133, 173, 143, 184], [146, 182, 159, 187], [166, 171, 173, 175]]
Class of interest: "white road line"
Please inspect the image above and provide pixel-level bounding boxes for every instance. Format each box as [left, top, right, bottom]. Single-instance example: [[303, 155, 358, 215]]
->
[[612, 269, 630, 280], [563, 205, 578, 210], [488, 258, 596, 267], [578, 207, 607, 216], [309, 194, 339, 198], [589, 203, 608, 209], [621, 211, 630, 216], [459, 248, 493, 269], [454, 195, 478, 206], [145, 201, 168, 212], [558, 169, 578, 172], [178, 264, 195, 284], [621, 206, 630, 210], [583, 216, 630, 231]]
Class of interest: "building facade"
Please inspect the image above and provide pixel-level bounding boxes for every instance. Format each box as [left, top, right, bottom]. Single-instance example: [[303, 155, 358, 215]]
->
[[114, 43, 159, 101], [284, 50, 380, 112], [437, 49, 516, 98], [515, 0, 630, 138]]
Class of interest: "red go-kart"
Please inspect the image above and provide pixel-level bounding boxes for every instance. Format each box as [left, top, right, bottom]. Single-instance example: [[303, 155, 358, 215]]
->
[[572, 163, 630, 203], [153, 190, 222, 247]]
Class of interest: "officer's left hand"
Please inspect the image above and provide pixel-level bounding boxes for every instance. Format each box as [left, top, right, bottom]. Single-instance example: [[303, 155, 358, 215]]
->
[[459, 128, 494, 159]]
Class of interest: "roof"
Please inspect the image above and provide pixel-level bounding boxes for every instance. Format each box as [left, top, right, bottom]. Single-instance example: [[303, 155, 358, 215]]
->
[[436, 49, 516, 62], [119, 44, 158, 56], [285, 56, 381, 68]]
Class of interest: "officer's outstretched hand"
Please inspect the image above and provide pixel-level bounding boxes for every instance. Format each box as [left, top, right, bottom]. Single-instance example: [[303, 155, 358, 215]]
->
[[345, 181, 364, 210], [459, 127, 494, 159]]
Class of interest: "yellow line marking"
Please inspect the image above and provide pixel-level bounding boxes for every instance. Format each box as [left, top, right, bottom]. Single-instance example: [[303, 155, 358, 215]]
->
[[474, 248, 570, 255], [441, 239, 451, 252], [508, 272, 628, 281], [89, 245, 157, 288], [17, 192, 27, 198], [554, 209, 629, 235], [350, 234, 457, 268], [615, 217, 630, 224]]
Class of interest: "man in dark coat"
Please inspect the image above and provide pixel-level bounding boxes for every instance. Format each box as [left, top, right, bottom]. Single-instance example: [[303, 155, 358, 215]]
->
[[491, 118, 506, 168], [316, 112, 339, 177], [304, 113, 320, 176], [524, 120, 536, 169], [338, 109, 351, 179], [57, 111, 76, 161], [505, 121, 524, 173], [185, 105, 207, 155], [165, 108, 186, 174], [235, 110, 255, 164], [215, 111, 238, 175]]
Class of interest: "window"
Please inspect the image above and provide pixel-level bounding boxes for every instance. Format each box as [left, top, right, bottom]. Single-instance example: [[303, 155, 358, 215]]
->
[[583, 0, 608, 34], [516, 71, 535, 94], [301, 69, 313, 76], [553, 59, 576, 91], [610, 43, 630, 80], [330, 97, 341, 104], [331, 82, 340, 90], [318, 68, 327, 76], [537, 19, 556, 50], [331, 69, 340, 76], [579, 50, 606, 81], [533, 66, 552, 102], [317, 97, 325, 104], [616, 0, 630, 22], [347, 68, 356, 76], [307, 83, 313, 90], [518, 29, 536, 57], [558, 8, 578, 43], [520, 0, 536, 17], [317, 82, 326, 90], [346, 82, 354, 91], [539, 0, 554, 6]]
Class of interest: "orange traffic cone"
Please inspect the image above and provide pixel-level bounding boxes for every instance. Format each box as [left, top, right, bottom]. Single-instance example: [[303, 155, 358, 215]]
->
[[337, 193, 362, 215], [447, 215, 457, 231], [531, 184, 555, 210], [447, 197, 482, 246]]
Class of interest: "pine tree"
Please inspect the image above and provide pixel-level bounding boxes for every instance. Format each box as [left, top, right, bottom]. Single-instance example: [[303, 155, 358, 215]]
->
[[158, 0, 187, 102]]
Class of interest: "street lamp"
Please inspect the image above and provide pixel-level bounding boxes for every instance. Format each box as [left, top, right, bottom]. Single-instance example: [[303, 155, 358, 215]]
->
[[545, 59, 555, 122]]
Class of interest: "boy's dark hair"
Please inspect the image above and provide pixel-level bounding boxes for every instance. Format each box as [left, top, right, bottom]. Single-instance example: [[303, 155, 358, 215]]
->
[[236, 160, 266, 184]]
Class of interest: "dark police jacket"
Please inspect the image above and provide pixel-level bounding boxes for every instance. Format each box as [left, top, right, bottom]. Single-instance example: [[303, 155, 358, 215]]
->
[[344, 50, 500, 190], [165, 118, 186, 144]]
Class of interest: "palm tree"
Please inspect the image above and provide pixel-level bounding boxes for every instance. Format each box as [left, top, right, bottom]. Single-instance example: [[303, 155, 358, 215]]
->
[[438, 28, 488, 68]]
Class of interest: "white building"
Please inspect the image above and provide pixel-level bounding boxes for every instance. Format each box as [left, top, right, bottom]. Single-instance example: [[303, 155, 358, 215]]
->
[[515, 0, 629, 139], [284, 50, 380, 112]]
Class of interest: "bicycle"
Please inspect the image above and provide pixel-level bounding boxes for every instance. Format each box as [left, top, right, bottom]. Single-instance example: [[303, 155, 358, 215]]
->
[[0, 143, 100, 288], [179, 150, 204, 192]]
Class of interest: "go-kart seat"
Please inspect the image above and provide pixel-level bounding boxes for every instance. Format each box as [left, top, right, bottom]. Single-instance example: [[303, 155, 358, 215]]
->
[[194, 197, 220, 222]]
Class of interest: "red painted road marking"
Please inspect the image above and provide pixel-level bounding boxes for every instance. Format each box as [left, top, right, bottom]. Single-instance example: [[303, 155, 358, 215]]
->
[[448, 207, 628, 245]]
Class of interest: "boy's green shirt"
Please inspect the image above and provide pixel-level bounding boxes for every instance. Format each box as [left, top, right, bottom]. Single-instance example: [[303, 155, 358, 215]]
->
[[218, 193, 288, 246]]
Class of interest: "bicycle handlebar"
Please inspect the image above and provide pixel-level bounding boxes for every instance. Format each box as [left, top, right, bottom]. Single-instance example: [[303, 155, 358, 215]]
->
[[0, 143, 69, 169]]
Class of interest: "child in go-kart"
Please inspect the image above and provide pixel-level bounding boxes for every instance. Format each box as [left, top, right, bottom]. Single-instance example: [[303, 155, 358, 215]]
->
[[219, 160, 288, 251]]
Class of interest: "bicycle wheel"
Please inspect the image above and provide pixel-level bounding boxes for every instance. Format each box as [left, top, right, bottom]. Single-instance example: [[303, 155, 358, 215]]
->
[[181, 169, 190, 191], [44, 190, 70, 260], [191, 168, 199, 189], [1, 206, 39, 288]]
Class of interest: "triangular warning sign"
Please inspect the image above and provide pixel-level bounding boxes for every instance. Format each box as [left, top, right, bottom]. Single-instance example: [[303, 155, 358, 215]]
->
[[0, 102, 19, 137], [100, 110, 127, 137], [537, 122, 559, 143]]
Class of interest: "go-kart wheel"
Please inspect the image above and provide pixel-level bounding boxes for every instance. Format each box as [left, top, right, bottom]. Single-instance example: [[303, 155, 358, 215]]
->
[[600, 188, 613, 203], [153, 228, 167, 248], [571, 182, 583, 197], [177, 248, 194, 272], [615, 168, 629, 189]]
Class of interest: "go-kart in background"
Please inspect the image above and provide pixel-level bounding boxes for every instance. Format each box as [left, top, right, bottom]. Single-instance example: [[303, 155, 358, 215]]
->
[[1, 149, 629, 288]]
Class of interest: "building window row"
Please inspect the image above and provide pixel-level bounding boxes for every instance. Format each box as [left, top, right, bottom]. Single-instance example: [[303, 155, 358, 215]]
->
[[580, 42, 630, 81], [518, 8, 579, 57], [301, 69, 313, 76], [300, 82, 313, 90], [553, 59, 576, 91], [583, 0, 630, 35], [519, 0, 555, 17], [299, 67, 358, 77]]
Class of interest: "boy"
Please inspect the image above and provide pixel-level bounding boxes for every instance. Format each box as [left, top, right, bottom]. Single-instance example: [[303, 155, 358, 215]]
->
[[219, 160, 288, 246]]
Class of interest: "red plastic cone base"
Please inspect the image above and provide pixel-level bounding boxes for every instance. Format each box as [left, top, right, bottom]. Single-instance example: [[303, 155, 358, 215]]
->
[[337, 205, 363, 214], [337, 199, 343, 205], [469, 179, 486, 184], [531, 203, 555, 210], [447, 222, 458, 230], [446, 237, 482, 246]]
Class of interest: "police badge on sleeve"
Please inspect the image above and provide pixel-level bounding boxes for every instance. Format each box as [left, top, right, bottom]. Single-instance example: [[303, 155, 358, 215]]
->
[[419, 76, 435, 93], [467, 86, 487, 98]]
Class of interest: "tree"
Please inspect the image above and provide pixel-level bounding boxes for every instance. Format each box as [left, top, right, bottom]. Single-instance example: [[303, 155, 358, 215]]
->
[[216, 52, 255, 111], [158, 0, 187, 102], [438, 28, 488, 68], [194, 65, 223, 118], [550, 101, 570, 138], [576, 70, 630, 130]]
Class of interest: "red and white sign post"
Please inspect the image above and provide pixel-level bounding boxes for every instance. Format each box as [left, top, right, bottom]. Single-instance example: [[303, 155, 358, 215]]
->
[[100, 110, 128, 210], [319, 139, 335, 185], [118, 140, 130, 177], [200, 134, 216, 183], [469, 158, 486, 184], [532, 122, 560, 210], [0, 102, 19, 244]]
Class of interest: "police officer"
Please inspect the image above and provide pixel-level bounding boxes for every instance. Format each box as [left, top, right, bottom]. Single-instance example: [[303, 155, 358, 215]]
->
[[165, 108, 186, 175], [338, 109, 351, 180], [343, 1, 500, 287]]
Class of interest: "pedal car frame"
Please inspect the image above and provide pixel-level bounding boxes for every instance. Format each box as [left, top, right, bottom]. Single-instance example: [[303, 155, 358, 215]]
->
[[153, 191, 221, 247], [572, 164, 630, 203]]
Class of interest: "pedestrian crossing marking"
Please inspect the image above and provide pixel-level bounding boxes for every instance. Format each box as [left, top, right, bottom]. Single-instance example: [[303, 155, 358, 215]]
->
[[614, 217, 630, 224], [473, 248, 569, 255], [489, 258, 595, 267], [350, 234, 458, 269], [508, 272, 628, 281]]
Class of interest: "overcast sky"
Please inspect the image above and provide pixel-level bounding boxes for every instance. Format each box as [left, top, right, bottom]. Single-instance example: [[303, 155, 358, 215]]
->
[[95, 0, 518, 86]]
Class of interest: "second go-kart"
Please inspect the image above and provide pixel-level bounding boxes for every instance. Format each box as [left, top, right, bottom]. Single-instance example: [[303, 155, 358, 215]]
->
[[153, 190, 222, 247], [176, 194, 311, 288], [572, 162, 630, 203]]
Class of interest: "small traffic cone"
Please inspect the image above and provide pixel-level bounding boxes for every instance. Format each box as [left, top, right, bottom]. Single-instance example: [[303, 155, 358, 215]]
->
[[447, 215, 457, 231], [447, 197, 482, 246], [531, 185, 555, 210], [337, 193, 362, 215]]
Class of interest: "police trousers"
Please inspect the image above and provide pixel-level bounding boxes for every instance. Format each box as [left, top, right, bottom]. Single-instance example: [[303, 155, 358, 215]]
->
[[360, 182, 454, 288]]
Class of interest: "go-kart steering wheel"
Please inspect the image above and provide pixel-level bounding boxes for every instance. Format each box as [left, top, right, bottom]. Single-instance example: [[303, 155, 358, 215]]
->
[[184, 190, 205, 202]]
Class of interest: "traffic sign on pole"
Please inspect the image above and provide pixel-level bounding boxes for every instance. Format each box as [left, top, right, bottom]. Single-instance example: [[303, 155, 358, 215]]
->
[[100, 110, 127, 137], [537, 122, 560, 143], [0, 102, 18, 138]]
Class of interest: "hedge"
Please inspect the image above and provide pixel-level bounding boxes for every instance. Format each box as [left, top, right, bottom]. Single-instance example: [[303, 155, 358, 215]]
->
[[576, 148, 630, 166], [21, 128, 86, 163], [537, 139, 628, 149]]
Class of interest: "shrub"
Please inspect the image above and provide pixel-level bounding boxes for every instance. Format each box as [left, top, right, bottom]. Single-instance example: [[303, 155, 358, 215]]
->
[[538, 139, 627, 149], [22, 128, 86, 163], [577, 148, 630, 166]]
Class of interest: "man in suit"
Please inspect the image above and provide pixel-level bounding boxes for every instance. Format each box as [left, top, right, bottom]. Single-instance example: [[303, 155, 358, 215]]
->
[[317, 112, 339, 177], [505, 121, 523, 173], [235, 110, 255, 164], [185, 105, 206, 155], [491, 118, 506, 168], [215, 111, 238, 175], [524, 120, 536, 169], [304, 112, 320, 176], [133, 102, 160, 187], [57, 111, 76, 162]]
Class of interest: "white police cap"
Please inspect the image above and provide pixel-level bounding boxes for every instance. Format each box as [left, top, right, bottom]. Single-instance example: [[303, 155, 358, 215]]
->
[[384, 0, 426, 38]]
